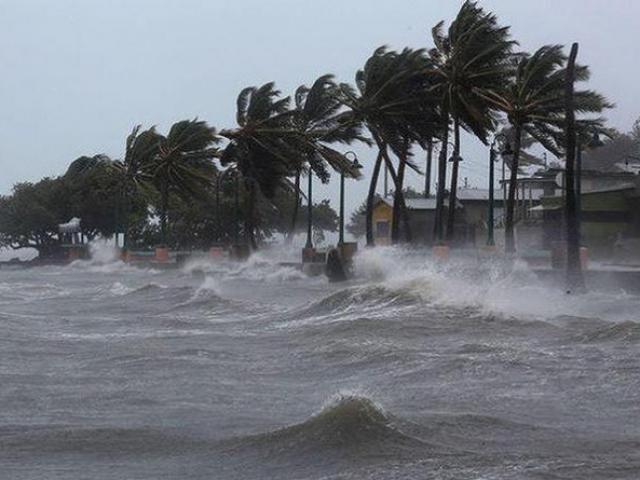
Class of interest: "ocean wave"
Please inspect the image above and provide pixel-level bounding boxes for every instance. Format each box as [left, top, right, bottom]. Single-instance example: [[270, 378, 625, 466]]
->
[[580, 320, 640, 343], [183, 252, 311, 284], [226, 394, 427, 455], [0, 425, 209, 456], [298, 285, 422, 318], [352, 246, 640, 324]]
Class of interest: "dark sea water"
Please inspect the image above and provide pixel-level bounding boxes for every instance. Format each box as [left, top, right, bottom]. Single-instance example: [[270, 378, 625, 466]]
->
[[1, 246, 639, 479]]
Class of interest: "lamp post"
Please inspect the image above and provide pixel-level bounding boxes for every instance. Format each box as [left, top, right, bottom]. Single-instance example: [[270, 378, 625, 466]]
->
[[215, 173, 221, 244], [339, 152, 362, 246], [305, 170, 313, 249], [424, 139, 434, 198], [234, 170, 240, 245], [488, 134, 513, 246]]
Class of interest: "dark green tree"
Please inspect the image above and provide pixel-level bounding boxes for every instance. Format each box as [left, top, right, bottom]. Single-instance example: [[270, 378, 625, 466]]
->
[[221, 83, 306, 250], [0, 179, 68, 257], [287, 74, 365, 243], [113, 126, 163, 249], [429, 0, 515, 243], [150, 119, 219, 246], [479, 44, 611, 253], [338, 47, 440, 246]]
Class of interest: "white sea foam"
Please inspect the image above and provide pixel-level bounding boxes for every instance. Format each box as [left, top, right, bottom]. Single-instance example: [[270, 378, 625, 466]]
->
[[182, 248, 310, 284], [353, 246, 640, 323], [67, 240, 159, 274]]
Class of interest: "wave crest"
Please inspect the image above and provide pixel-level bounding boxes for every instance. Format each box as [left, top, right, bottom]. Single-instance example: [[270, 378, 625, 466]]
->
[[581, 320, 640, 342], [231, 394, 425, 456]]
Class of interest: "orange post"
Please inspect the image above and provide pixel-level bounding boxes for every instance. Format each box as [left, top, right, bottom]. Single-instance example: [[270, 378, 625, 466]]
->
[[432, 245, 450, 260], [155, 247, 170, 263]]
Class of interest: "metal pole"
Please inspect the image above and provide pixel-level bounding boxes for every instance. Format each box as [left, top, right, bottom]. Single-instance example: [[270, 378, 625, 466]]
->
[[488, 146, 496, 246], [425, 140, 433, 198], [305, 172, 313, 249], [339, 173, 345, 245], [215, 175, 221, 244], [384, 163, 388, 198], [521, 182, 526, 220], [502, 158, 506, 220], [576, 143, 582, 242], [234, 172, 239, 245]]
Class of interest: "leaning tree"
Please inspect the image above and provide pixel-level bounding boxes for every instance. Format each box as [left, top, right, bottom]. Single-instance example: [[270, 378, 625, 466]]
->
[[428, 0, 515, 243], [287, 74, 366, 243], [220, 83, 304, 250], [337, 46, 440, 245], [149, 119, 219, 246], [113, 126, 163, 250], [478, 44, 611, 253]]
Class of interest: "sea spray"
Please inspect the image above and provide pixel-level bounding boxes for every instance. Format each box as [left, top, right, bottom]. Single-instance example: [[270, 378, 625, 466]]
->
[[351, 246, 640, 324]]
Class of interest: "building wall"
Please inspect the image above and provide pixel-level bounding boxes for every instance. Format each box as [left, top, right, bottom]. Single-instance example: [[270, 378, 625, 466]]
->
[[541, 190, 638, 257], [372, 202, 393, 246], [408, 209, 435, 245], [372, 202, 476, 247]]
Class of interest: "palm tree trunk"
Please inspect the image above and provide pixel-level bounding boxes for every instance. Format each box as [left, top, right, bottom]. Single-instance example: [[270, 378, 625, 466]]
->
[[160, 180, 169, 246], [382, 149, 412, 243], [565, 42, 585, 292], [391, 139, 410, 243], [245, 180, 258, 251], [122, 192, 130, 251], [425, 139, 433, 198], [365, 151, 384, 247], [505, 123, 523, 254], [286, 169, 301, 244], [446, 117, 461, 242], [434, 106, 450, 245]]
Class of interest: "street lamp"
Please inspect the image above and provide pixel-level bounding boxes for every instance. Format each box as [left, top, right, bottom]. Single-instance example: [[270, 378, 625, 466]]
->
[[339, 151, 362, 245], [488, 134, 513, 246], [305, 170, 313, 249], [234, 170, 240, 245]]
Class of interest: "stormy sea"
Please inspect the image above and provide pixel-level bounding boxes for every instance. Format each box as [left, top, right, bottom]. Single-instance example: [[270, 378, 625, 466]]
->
[[1, 246, 639, 480]]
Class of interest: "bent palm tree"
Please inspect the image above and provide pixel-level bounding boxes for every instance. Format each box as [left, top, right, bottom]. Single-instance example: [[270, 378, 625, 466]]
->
[[221, 83, 303, 250], [338, 47, 440, 245], [479, 44, 611, 253], [150, 119, 219, 246], [428, 0, 515, 243], [287, 74, 366, 242], [113, 126, 162, 250]]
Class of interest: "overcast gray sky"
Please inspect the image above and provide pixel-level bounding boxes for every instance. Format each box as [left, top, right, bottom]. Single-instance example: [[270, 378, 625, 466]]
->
[[1, 0, 639, 217]]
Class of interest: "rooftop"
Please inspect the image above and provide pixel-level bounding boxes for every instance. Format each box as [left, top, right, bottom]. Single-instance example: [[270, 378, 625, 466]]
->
[[379, 196, 463, 210]]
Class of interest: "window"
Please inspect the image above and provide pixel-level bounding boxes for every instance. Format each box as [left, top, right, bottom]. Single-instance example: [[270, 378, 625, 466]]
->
[[375, 221, 390, 238]]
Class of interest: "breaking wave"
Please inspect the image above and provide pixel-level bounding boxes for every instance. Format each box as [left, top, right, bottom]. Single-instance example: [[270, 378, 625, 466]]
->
[[229, 394, 427, 455], [182, 251, 310, 284], [580, 320, 640, 343], [352, 246, 640, 324]]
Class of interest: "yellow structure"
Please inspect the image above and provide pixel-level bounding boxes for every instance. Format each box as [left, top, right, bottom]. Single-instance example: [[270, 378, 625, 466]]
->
[[372, 200, 393, 245]]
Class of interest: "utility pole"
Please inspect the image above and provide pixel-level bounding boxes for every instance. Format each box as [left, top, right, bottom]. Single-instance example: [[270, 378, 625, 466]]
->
[[564, 42, 585, 293], [424, 140, 433, 198]]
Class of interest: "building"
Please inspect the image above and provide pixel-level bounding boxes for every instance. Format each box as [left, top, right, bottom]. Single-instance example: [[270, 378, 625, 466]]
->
[[539, 183, 640, 256], [371, 191, 500, 246], [457, 188, 506, 238]]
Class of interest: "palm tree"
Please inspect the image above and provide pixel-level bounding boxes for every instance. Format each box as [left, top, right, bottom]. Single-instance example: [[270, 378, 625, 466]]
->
[[150, 119, 219, 246], [287, 74, 366, 243], [338, 47, 440, 246], [428, 0, 515, 243], [221, 83, 303, 250], [113, 126, 162, 250], [478, 44, 611, 253]]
